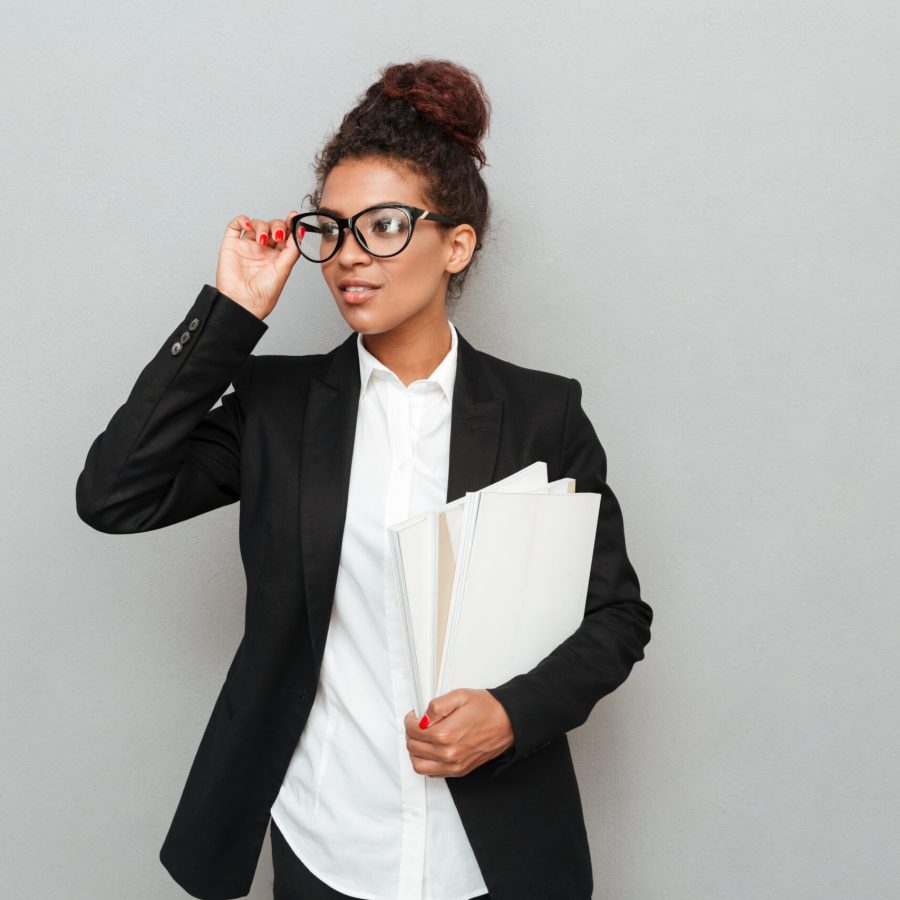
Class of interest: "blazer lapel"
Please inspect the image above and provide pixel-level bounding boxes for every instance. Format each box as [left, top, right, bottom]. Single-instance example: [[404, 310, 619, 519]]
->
[[445, 329, 503, 505], [299, 326, 503, 663], [298, 331, 358, 664]]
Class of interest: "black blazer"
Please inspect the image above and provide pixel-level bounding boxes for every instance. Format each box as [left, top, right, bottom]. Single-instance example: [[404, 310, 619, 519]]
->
[[76, 284, 652, 900]]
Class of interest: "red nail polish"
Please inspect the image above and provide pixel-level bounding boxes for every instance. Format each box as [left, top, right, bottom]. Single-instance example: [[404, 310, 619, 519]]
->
[[418, 714, 430, 729], [259, 234, 267, 246], [298, 226, 305, 240], [244, 221, 252, 229], [275, 229, 284, 241]]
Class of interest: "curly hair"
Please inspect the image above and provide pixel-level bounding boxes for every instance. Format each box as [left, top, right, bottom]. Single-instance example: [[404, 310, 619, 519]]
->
[[303, 58, 492, 307]]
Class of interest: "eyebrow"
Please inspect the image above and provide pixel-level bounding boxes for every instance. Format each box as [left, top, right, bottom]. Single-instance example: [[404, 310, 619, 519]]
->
[[317, 201, 408, 217]]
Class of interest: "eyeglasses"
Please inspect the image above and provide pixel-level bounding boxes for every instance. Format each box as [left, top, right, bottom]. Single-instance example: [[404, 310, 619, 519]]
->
[[289, 204, 460, 263]]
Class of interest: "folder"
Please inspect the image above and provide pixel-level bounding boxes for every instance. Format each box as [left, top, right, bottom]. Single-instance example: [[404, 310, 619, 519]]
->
[[387, 462, 601, 718]]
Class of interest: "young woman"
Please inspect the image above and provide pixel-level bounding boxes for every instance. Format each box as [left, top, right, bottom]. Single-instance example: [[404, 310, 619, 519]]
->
[[76, 59, 652, 900]]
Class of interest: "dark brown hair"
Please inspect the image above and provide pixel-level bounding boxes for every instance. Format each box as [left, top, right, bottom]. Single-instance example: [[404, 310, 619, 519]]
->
[[304, 58, 492, 306]]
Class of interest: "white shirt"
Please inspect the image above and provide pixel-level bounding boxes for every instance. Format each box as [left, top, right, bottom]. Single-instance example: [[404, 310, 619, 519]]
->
[[270, 319, 488, 900]]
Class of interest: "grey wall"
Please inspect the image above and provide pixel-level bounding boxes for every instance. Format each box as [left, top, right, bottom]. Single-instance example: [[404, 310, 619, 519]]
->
[[2, 2, 898, 897]]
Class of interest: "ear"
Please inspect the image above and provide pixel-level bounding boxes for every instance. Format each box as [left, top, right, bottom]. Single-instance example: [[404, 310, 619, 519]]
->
[[445, 224, 478, 274]]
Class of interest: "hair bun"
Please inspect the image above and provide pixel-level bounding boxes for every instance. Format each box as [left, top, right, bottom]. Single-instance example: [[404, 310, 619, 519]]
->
[[376, 59, 491, 167]]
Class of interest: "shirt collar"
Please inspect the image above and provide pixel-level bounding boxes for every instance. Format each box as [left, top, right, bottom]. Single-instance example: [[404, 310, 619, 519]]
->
[[357, 320, 458, 404]]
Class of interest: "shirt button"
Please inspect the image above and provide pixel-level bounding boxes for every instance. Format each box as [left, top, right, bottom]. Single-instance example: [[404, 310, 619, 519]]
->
[[188, 317, 201, 331], [170, 341, 183, 355], [180, 331, 191, 343]]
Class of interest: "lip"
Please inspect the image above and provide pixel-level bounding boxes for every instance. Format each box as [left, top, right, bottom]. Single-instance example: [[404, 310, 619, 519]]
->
[[338, 279, 382, 304], [338, 278, 381, 290]]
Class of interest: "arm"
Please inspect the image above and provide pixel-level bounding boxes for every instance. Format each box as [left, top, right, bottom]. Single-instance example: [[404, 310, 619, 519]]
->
[[75, 284, 268, 534], [484, 377, 653, 777]]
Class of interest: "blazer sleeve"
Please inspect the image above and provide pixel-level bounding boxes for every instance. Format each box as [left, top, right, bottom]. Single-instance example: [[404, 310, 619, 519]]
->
[[75, 284, 268, 534], [484, 377, 653, 777]]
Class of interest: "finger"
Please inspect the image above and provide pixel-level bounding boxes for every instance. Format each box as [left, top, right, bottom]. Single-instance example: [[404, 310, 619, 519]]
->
[[406, 735, 445, 759], [239, 217, 268, 246], [404, 710, 422, 740], [269, 218, 287, 246], [409, 745, 460, 777], [408, 752, 442, 777], [269, 212, 301, 248], [283, 210, 304, 247], [246, 217, 270, 247], [408, 722, 444, 748], [405, 709, 433, 735], [227, 214, 253, 240], [423, 691, 460, 724], [271, 210, 303, 281]]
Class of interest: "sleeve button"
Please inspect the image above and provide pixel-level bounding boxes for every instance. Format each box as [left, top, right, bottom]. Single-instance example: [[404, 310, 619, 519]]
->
[[171, 341, 183, 355], [188, 318, 201, 331], [180, 331, 191, 343]]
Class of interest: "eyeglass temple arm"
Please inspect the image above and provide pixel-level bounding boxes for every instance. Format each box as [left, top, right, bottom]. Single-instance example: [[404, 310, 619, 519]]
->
[[420, 210, 459, 225]]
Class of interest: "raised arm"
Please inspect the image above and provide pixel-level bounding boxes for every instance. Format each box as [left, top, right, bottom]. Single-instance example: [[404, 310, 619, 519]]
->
[[75, 284, 268, 534]]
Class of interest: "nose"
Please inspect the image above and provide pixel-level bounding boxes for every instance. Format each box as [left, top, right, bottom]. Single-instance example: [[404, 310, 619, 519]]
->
[[335, 226, 372, 265]]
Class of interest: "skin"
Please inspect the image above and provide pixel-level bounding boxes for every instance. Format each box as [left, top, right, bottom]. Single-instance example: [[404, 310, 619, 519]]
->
[[403, 690, 515, 779], [215, 154, 515, 777], [317, 155, 472, 385]]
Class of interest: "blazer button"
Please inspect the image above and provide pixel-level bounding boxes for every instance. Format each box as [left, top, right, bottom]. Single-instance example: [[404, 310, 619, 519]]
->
[[171, 341, 183, 355], [188, 318, 201, 331], [180, 331, 191, 343]]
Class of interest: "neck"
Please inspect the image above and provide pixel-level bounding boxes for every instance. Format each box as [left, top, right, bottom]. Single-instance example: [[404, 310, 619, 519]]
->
[[362, 308, 452, 387]]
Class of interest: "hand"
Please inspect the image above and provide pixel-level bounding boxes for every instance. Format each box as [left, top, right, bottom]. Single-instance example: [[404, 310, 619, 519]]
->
[[404, 689, 515, 778], [215, 211, 305, 321]]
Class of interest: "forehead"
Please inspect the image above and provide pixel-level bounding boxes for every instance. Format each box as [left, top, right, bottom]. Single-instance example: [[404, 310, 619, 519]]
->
[[320, 156, 428, 214]]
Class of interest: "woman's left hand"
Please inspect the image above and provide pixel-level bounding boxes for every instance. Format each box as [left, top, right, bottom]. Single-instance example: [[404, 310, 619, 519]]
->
[[404, 689, 515, 777]]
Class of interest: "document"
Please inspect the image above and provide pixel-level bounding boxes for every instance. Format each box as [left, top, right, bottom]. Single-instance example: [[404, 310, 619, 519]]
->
[[387, 462, 601, 718]]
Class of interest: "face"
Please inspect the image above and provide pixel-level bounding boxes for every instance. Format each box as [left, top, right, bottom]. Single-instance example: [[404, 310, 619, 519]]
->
[[317, 155, 475, 337]]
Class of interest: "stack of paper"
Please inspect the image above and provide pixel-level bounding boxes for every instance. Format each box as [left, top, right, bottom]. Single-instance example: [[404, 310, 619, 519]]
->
[[387, 462, 601, 719]]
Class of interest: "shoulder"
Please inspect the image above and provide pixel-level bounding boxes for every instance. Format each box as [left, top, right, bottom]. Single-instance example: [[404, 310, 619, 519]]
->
[[470, 343, 574, 407]]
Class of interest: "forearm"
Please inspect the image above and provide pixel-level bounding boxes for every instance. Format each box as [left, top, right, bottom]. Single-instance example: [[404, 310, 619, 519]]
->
[[486, 563, 650, 775], [75, 284, 267, 533], [484, 377, 653, 776]]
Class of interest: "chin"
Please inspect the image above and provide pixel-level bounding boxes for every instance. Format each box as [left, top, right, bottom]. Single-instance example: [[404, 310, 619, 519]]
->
[[335, 302, 381, 331]]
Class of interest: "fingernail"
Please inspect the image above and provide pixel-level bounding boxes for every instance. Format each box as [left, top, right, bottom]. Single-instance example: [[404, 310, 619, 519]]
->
[[244, 221, 252, 229], [418, 714, 430, 729], [298, 226, 305, 241], [275, 229, 284, 241], [258, 234, 267, 246]]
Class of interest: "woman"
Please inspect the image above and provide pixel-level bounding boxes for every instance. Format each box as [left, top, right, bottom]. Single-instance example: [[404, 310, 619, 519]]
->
[[76, 59, 652, 900]]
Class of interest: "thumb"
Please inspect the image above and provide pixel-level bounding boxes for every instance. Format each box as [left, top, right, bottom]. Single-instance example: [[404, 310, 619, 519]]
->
[[421, 690, 464, 728], [271, 211, 303, 282]]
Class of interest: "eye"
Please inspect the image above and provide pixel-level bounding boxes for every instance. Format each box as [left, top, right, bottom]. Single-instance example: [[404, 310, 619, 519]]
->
[[372, 215, 405, 234]]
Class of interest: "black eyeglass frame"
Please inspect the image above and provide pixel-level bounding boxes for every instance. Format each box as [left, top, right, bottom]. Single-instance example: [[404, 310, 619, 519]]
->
[[289, 204, 460, 263]]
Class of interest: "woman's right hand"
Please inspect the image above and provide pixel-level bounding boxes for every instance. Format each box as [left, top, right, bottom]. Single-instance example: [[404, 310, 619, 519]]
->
[[215, 212, 306, 321]]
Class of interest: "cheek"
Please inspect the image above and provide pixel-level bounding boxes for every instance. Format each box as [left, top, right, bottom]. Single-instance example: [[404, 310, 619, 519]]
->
[[377, 255, 430, 295], [396, 245, 444, 287]]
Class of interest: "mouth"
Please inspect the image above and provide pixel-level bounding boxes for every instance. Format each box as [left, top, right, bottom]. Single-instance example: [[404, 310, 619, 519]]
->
[[339, 284, 381, 304]]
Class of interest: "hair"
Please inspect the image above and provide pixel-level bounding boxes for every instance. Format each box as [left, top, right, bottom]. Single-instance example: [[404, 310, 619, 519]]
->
[[304, 58, 492, 308]]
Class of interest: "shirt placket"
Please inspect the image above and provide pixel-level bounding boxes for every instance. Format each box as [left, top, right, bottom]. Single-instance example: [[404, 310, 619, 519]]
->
[[383, 378, 428, 899]]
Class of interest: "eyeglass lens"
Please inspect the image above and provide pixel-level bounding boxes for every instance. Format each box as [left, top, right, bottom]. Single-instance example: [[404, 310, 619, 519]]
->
[[294, 207, 412, 261]]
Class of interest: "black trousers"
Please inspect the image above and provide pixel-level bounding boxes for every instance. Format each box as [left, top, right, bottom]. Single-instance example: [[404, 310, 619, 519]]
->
[[270, 818, 491, 900]]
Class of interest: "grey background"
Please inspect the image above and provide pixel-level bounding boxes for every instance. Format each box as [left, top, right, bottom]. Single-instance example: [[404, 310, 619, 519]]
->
[[2, 2, 898, 898]]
